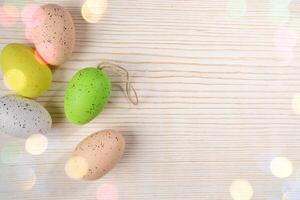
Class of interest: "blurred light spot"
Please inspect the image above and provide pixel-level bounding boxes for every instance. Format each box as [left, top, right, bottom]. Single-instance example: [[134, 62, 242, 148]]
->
[[21, 4, 40, 26], [270, 157, 293, 178], [0, 143, 22, 165], [256, 153, 278, 175], [274, 26, 297, 65], [97, 184, 119, 200], [227, 0, 247, 19], [275, 27, 297, 50], [81, 0, 107, 23], [292, 94, 300, 114], [0, 4, 19, 26], [282, 181, 300, 200], [15, 166, 36, 191], [65, 156, 89, 180], [25, 134, 48, 155], [230, 179, 253, 200], [3, 69, 27, 92], [270, 0, 292, 25]]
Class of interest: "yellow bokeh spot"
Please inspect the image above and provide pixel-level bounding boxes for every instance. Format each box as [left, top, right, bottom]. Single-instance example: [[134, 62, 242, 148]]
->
[[230, 179, 253, 200], [22, 172, 36, 191], [292, 94, 300, 114], [65, 156, 89, 180], [4, 69, 27, 92], [81, 0, 107, 23], [270, 157, 293, 178], [25, 134, 48, 155]]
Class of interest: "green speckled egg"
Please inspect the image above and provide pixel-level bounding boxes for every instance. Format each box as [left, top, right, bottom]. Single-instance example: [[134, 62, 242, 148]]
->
[[64, 68, 111, 125]]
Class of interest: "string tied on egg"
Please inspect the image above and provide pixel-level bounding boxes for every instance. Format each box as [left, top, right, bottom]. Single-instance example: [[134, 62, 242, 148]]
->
[[97, 61, 139, 105]]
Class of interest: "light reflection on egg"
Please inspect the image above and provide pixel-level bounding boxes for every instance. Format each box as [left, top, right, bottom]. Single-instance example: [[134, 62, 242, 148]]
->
[[25, 133, 48, 155], [3, 69, 27, 92], [65, 156, 89, 180], [270, 157, 293, 178], [230, 179, 253, 200]]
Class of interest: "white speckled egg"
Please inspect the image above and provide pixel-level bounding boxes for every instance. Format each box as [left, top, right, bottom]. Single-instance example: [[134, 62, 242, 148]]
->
[[0, 95, 52, 138], [70, 129, 125, 180], [31, 4, 75, 66]]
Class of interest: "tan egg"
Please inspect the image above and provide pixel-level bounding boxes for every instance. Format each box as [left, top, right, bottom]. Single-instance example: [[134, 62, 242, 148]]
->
[[70, 129, 125, 180], [31, 4, 75, 66]]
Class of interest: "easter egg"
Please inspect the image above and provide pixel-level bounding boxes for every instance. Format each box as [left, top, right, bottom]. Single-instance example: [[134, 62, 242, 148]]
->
[[31, 4, 75, 66], [0, 95, 52, 138], [0, 43, 52, 98], [66, 129, 125, 180], [64, 68, 111, 125]]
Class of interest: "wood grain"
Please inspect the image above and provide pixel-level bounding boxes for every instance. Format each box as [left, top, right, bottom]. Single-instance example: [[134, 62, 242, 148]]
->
[[1, 0, 300, 199]]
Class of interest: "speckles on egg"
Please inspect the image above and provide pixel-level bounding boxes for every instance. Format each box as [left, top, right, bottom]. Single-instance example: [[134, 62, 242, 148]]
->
[[71, 129, 125, 180], [31, 4, 75, 66], [0, 95, 52, 138], [64, 68, 111, 125]]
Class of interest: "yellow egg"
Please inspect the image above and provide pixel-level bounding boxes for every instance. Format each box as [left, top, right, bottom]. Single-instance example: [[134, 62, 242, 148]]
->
[[0, 43, 52, 98]]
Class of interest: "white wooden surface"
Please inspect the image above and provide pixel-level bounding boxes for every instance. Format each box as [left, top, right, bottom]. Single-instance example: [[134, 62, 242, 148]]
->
[[1, 0, 300, 199]]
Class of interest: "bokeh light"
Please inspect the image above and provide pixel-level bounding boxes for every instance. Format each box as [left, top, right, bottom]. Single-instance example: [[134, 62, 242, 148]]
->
[[0, 143, 22, 165], [25, 134, 48, 155], [21, 4, 40, 26], [0, 165, 37, 192], [292, 94, 300, 115], [97, 184, 119, 200], [282, 181, 300, 200], [0, 4, 19, 26], [65, 156, 89, 180], [270, 157, 293, 178], [269, 0, 292, 25], [15, 166, 36, 191], [3, 69, 27, 92], [227, 0, 247, 19], [274, 26, 297, 65], [81, 0, 107, 23], [230, 179, 253, 200]]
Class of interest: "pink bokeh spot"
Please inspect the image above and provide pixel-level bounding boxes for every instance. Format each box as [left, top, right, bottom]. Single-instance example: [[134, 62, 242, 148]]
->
[[274, 26, 297, 65], [21, 4, 41, 26], [97, 184, 119, 200], [275, 27, 297, 49], [0, 4, 19, 26]]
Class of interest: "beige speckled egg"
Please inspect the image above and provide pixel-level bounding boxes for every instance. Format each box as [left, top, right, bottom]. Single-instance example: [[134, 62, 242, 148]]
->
[[71, 129, 125, 180], [31, 4, 75, 66]]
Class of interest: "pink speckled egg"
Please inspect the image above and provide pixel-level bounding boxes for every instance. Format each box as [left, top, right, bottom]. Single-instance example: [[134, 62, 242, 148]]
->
[[31, 4, 75, 66], [70, 129, 125, 181]]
